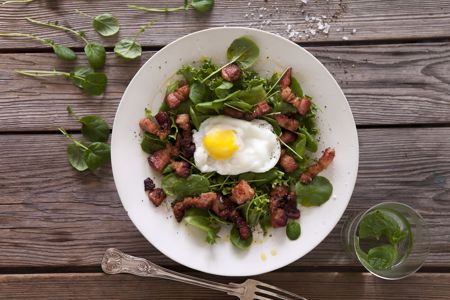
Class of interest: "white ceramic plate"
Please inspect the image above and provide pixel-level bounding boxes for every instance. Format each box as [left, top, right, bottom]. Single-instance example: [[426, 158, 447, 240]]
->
[[111, 27, 359, 277]]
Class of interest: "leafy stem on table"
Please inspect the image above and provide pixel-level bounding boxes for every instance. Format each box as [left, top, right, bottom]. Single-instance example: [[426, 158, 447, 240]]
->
[[0, 32, 77, 61], [76, 9, 120, 37], [1, 0, 34, 4], [26, 17, 106, 69], [128, 0, 214, 13], [114, 22, 153, 59]]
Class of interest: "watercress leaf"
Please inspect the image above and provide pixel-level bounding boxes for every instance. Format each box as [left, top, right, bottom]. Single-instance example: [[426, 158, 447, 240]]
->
[[144, 108, 153, 119], [70, 67, 94, 88], [298, 127, 318, 152], [227, 36, 259, 69], [84, 142, 110, 171], [67, 143, 88, 171], [184, 208, 220, 244], [81, 72, 108, 96], [79, 115, 110, 142], [191, 0, 214, 12], [367, 244, 398, 270], [189, 106, 201, 130], [236, 84, 266, 105], [270, 93, 297, 113], [84, 42, 106, 69], [214, 81, 233, 98], [161, 174, 210, 199], [291, 134, 306, 159], [189, 81, 208, 104], [226, 100, 253, 112], [195, 90, 241, 113], [290, 76, 303, 97], [114, 39, 142, 60], [166, 80, 179, 96], [230, 226, 252, 250], [238, 168, 282, 187], [168, 116, 179, 142], [93, 13, 119, 37], [286, 220, 301, 240], [141, 132, 166, 153], [295, 176, 333, 206], [52, 44, 77, 61]]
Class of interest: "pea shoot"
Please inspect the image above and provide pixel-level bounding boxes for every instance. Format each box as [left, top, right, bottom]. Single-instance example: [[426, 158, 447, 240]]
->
[[26, 17, 107, 69], [114, 22, 153, 60], [128, 0, 214, 13], [76, 10, 120, 37], [0, 32, 77, 61], [16, 67, 107, 96]]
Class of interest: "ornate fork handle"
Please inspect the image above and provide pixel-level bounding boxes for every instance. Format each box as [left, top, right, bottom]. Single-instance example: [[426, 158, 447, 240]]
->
[[101, 248, 244, 298]]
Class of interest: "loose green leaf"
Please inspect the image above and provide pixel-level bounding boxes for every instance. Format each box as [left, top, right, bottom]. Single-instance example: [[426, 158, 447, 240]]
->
[[84, 142, 111, 171], [230, 226, 252, 250], [189, 106, 201, 130], [290, 76, 303, 97], [93, 13, 120, 37], [141, 132, 166, 153], [367, 244, 398, 270], [214, 81, 233, 98], [286, 220, 301, 240], [184, 208, 220, 245], [72, 70, 107, 96], [227, 36, 260, 69], [67, 143, 88, 171], [191, 0, 214, 12], [189, 81, 208, 104], [85, 42, 106, 69], [295, 176, 333, 206], [236, 84, 266, 105], [161, 174, 210, 199], [291, 134, 306, 159], [79, 116, 110, 143], [51, 43, 77, 61], [298, 127, 318, 152], [226, 100, 253, 112], [195, 90, 240, 114], [114, 39, 142, 59]]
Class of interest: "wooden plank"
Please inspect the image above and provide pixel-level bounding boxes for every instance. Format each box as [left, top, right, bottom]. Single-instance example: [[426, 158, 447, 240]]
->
[[0, 272, 449, 299], [0, 0, 449, 49], [1, 42, 450, 131], [0, 128, 449, 268]]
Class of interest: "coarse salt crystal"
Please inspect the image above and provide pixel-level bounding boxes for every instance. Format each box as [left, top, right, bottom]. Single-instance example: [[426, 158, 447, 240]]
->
[[352, 28, 357, 34], [323, 24, 331, 34], [301, 0, 308, 4], [342, 36, 349, 40]]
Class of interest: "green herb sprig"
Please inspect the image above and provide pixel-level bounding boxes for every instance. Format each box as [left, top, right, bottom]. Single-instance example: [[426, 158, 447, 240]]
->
[[67, 105, 110, 142], [26, 17, 106, 69], [16, 67, 107, 96], [128, 0, 214, 13], [76, 10, 120, 37], [114, 22, 153, 59]]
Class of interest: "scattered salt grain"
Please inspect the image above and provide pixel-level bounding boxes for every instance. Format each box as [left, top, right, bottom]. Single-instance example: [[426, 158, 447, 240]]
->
[[352, 28, 357, 34], [342, 36, 349, 40]]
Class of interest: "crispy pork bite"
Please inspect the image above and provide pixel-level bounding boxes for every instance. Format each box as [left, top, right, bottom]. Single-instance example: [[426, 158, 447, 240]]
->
[[139, 116, 170, 140], [155, 112, 171, 132], [285, 192, 300, 219], [250, 100, 272, 119], [148, 144, 179, 172], [279, 67, 292, 89], [223, 106, 246, 119], [171, 160, 190, 178], [148, 188, 166, 207], [144, 177, 155, 191], [280, 130, 297, 144], [229, 210, 251, 240], [175, 114, 191, 131], [274, 113, 300, 131], [211, 196, 251, 240], [221, 63, 241, 82], [231, 180, 255, 205], [300, 147, 336, 184], [269, 186, 300, 228], [279, 152, 298, 173], [165, 82, 190, 109], [281, 87, 311, 116], [172, 192, 218, 222]]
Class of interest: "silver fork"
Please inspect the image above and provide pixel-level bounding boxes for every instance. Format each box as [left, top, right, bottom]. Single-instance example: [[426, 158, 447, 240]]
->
[[101, 248, 307, 300]]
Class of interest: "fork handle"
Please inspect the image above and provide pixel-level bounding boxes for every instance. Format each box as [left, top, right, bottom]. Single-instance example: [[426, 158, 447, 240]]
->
[[101, 248, 243, 297]]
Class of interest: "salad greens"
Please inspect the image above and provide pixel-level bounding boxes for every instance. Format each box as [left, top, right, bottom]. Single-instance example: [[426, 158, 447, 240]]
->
[[142, 36, 334, 249], [76, 10, 120, 37]]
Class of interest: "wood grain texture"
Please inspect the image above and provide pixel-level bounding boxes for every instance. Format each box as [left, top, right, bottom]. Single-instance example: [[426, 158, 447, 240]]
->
[[0, 272, 449, 299], [1, 42, 450, 131], [0, 128, 449, 268], [0, 0, 449, 49]]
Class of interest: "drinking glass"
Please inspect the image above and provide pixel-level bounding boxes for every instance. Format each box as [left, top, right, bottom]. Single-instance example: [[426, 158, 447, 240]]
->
[[342, 202, 430, 280]]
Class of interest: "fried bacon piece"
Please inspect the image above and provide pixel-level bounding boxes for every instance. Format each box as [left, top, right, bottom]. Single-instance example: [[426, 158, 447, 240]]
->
[[171, 160, 190, 178], [250, 100, 271, 119], [148, 144, 179, 172], [172, 192, 218, 222], [223, 101, 271, 121], [165, 83, 190, 109], [221, 63, 241, 82], [211, 196, 251, 240], [274, 114, 299, 131], [280, 130, 297, 144], [279, 151, 298, 173], [223, 106, 246, 119], [144, 177, 156, 191], [148, 188, 166, 207], [300, 147, 336, 184], [139, 113, 170, 140], [231, 180, 255, 205], [269, 186, 300, 228], [175, 114, 191, 131], [279, 67, 292, 89]]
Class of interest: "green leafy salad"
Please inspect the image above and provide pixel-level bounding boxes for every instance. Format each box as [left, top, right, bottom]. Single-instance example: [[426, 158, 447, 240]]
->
[[139, 36, 336, 249]]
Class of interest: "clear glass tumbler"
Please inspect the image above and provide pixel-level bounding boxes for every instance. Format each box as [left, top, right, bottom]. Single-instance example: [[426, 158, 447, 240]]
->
[[342, 202, 430, 280]]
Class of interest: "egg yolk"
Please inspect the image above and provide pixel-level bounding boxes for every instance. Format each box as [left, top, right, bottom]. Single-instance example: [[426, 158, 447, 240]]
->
[[203, 129, 238, 160]]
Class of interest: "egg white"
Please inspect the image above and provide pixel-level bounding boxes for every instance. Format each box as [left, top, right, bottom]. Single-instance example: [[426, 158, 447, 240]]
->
[[192, 116, 281, 175]]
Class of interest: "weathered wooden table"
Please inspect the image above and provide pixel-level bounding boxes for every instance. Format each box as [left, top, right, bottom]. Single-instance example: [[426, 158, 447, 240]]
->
[[1, 1, 449, 299]]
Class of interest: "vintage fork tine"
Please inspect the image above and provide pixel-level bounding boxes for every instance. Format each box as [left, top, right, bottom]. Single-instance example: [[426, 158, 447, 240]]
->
[[254, 296, 273, 300], [255, 281, 307, 300]]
